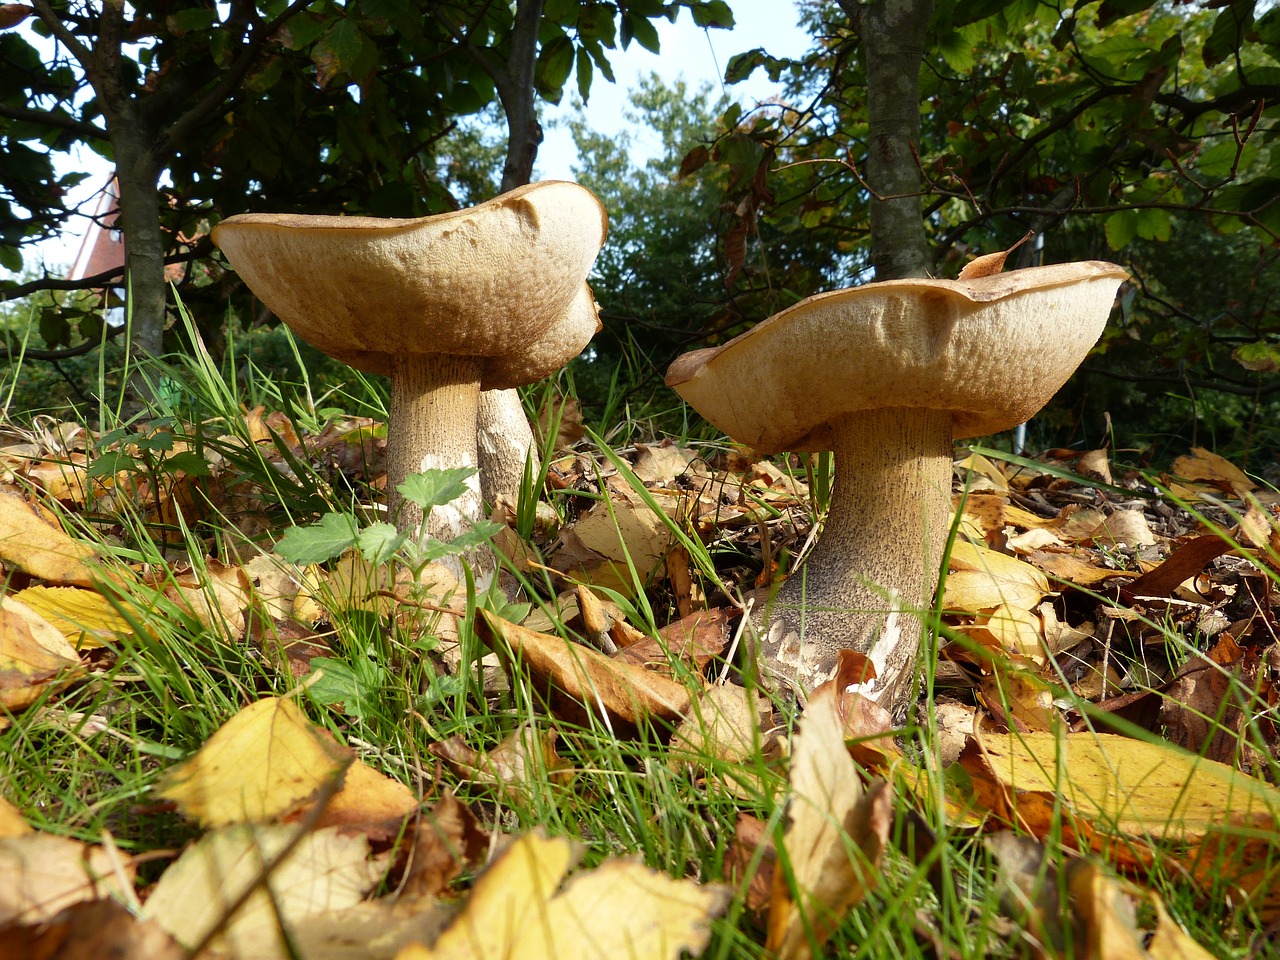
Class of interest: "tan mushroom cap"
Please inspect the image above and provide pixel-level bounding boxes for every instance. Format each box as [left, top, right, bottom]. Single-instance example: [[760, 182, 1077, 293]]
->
[[665, 261, 1129, 452], [211, 181, 607, 387]]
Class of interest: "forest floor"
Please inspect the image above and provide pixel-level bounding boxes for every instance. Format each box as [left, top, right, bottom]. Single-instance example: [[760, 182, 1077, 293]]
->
[[1, 353, 1278, 959]]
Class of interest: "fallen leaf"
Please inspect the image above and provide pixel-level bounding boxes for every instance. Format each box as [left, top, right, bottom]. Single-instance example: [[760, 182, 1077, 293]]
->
[[401, 830, 729, 960], [430, 721, 568, 801], [0, 897, 184, 960], [956, 231, 1032, 280], [0, 491, 98, 587], [0, 794, 30, 838], [0, 832, 133, 925], [474, 608, 691, 732], [947, 539, 1049, 611], [394, 792, 488, 900], [156, 697, 353, 826], [767, 684, 893, 960], [145, 824, 381, 957], [1170, 447, 1254, 496], [0, 595, 83, 713], [11, 584, 134, 651], [967, 730, 1280, 918]]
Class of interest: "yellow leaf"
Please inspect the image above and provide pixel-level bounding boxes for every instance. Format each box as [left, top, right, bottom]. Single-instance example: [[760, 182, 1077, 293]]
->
[[156, 697, 352, 826], [145, 824, 380, 957], [1171, 447, 1253, 493], [0, 491, 97, 587], [767, 685, 893, 960], [406, 830, 729, 960], [11, 585, 134, 651], [0, 596, 82, 713], [946, 539, 1049, 611], [971, 730, 1280, 920]]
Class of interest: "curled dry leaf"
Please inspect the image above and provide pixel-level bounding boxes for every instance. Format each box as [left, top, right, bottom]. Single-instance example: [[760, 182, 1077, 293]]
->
[[430, 721, 569, 802], [399, 830, 730, 960], [156, 697, 353, 827], [956, 230, 1033, 280], [474, 608, 691, 732], [767, 684, 894, 960]]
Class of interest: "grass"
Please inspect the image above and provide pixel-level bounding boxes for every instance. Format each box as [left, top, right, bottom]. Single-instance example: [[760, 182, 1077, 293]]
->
[[1, 302, 1277, 958]]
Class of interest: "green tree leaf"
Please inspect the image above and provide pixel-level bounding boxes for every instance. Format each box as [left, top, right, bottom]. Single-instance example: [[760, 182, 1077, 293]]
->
[[357, 522, 409, 565]]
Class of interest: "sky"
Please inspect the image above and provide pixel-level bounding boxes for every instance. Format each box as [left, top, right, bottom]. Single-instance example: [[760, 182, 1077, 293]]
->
[[15, 3, 812, 274]]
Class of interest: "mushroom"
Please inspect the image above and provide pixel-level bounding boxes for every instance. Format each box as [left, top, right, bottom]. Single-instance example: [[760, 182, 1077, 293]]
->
[[212, 181, 607, 583], [665, 261, 1128, 707]]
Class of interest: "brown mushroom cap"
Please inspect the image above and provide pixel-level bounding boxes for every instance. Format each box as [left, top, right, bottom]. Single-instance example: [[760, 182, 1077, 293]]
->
[[665, 261, 1129, 452], [211, 181, 607, 384]]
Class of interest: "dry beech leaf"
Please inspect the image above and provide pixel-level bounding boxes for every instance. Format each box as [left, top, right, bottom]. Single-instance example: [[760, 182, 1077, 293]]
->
[[946, 539, 1049, 612], [669, 683, 770, 797], [1027, 550, 1132, 587], [11, 584, 134, 651], [401, 830, 729, 960], [156, 697, 352, 826], [632, 441, 698, 485], [294, 753, 418, 839], [0, 595, 83, 713], [0, 491, 98, 587], [767, 684, 893, 960], [475, 608, 691, 731], [163, 558, 252, 640], [145, 824, 381, 958], [0, 832, 133, 925], [396, 792, 488, 900]]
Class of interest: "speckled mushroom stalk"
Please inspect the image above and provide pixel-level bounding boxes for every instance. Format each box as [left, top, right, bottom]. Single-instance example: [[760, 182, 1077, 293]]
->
[[212, 182, 607, 587], [760, 407, 952, 705], [666, 261, 1130, 710]]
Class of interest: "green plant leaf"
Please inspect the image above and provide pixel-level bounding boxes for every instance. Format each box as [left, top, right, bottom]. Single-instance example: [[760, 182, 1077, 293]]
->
[[417, 520, 503, 560], [357, 522, 408, 565], [397, 467, 478, 512], [275, 512, 360, 564]]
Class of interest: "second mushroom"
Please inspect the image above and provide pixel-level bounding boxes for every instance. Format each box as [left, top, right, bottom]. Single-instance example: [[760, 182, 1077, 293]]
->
[[666, 261, 1128, 709], [213, 181, 607, 584]]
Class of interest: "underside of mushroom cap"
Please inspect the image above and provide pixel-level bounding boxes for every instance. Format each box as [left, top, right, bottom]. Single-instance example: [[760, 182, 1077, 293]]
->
[[211, 181, 607, 384], [665, 261, 1128, 452]]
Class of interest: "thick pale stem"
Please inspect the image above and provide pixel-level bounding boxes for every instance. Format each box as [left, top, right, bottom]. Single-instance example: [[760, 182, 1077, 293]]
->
[[477, 388, 539, 508], [759, 407, 952, 708], [388, 353, 491, 584]]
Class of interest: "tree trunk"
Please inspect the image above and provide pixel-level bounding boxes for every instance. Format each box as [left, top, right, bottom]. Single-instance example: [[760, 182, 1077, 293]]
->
[[863, 0, 934, 281]]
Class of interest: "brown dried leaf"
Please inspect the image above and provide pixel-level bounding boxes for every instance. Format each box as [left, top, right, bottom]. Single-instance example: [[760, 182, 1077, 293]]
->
[[956, 231, 1033, 280], [767, 684, 893, 960], [946, 540, 1049, 612], [475, 608, 691, 730], [0, 898, 184, 960]]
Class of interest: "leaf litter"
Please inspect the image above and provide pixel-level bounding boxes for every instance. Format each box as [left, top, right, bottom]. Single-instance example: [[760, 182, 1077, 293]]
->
[[1, 404, 1279, 956]]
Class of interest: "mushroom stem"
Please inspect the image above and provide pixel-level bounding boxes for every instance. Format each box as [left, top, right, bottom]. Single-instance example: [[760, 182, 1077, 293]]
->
[[757, 407, 952, 707], [477, 388, 539, 508], [388, 353, 492, 584]]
